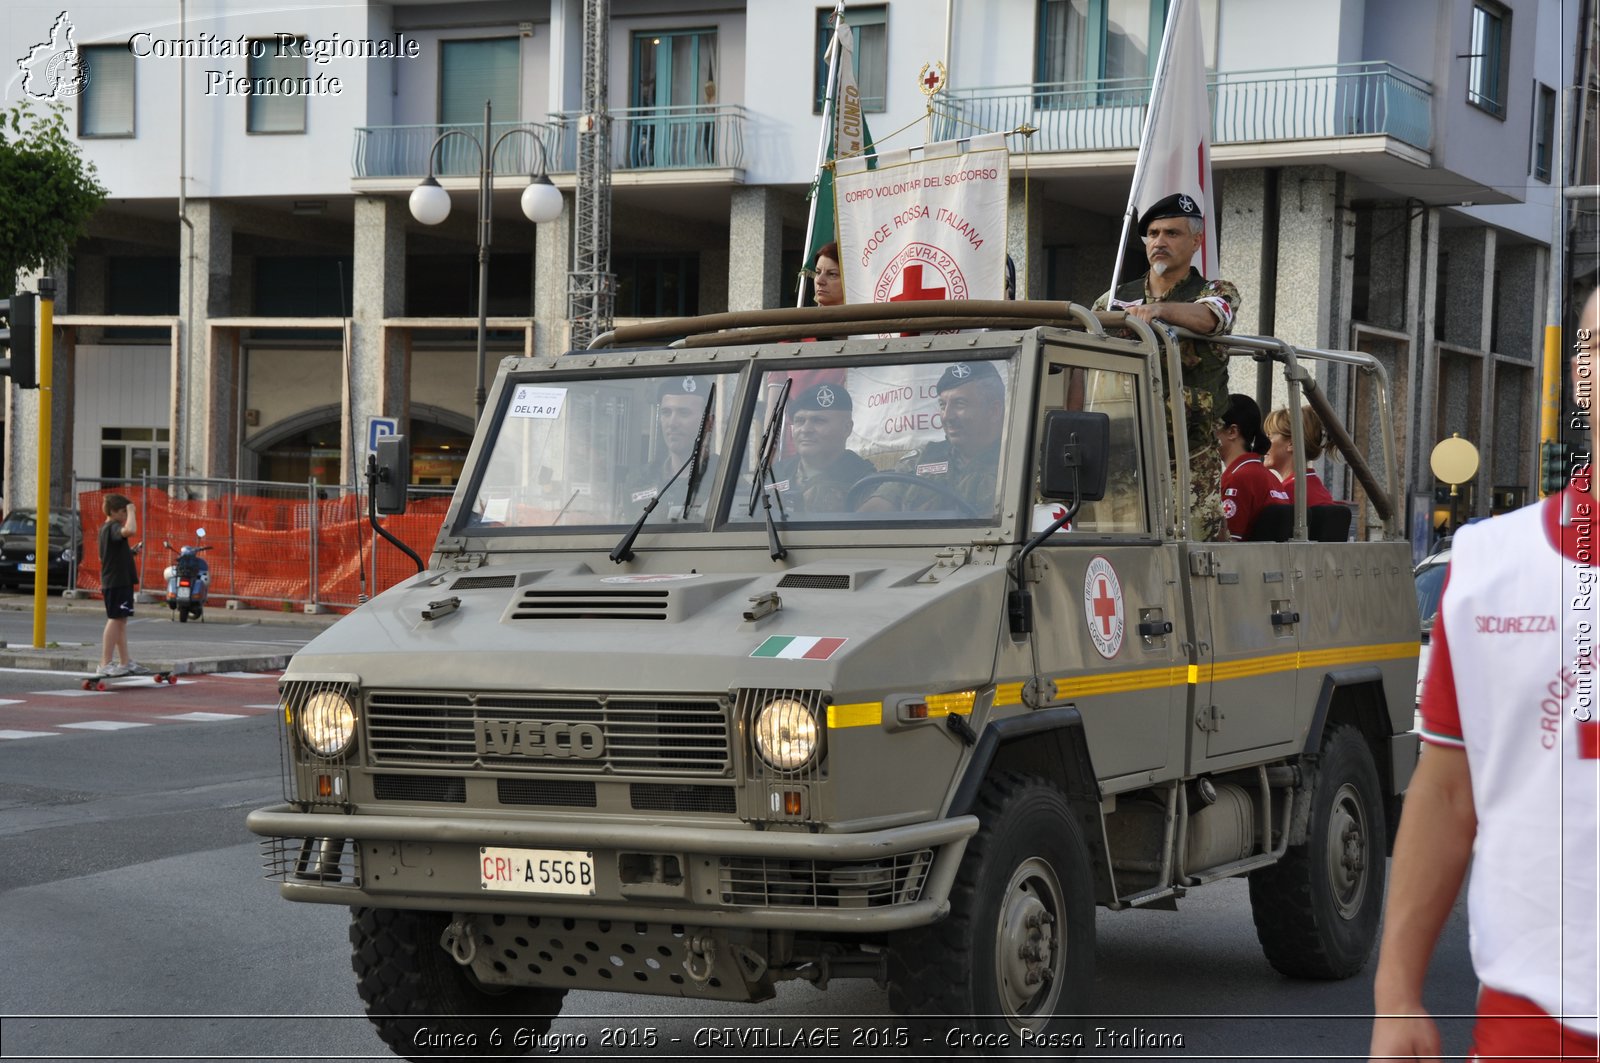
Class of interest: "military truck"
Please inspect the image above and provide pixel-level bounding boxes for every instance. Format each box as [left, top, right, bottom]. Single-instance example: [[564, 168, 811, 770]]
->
[[248, 300, 1419, 1057]]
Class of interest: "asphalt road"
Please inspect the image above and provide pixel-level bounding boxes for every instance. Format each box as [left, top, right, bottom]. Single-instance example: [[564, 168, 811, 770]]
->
[[0, 667, 1480, 1062]]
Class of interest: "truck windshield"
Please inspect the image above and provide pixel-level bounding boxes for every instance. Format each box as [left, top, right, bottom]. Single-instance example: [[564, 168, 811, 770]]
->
[[455, 368, 739, 532], [731, 354, 1017, 523]]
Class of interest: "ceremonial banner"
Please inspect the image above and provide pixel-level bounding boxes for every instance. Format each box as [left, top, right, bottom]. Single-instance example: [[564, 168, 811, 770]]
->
[[835, 133, 1009, 308], [1111, 0, 1216, 286], [800, 9, 875, 303]]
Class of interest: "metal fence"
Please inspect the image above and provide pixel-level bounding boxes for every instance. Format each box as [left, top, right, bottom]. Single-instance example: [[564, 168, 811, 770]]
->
[[70, 474, 452, 614]]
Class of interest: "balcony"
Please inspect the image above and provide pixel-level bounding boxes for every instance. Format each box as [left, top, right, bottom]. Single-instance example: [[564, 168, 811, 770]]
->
[[932, 61, 1432, 154], [353, 105, 747, 180]]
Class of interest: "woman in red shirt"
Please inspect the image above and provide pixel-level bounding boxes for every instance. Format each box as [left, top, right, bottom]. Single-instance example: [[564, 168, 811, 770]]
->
[[1217, 393, 1277, 540], [1263, 405, 1335, 506]]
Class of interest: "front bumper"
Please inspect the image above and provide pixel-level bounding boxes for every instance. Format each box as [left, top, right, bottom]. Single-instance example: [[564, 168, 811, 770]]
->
[[247, 805, 978, 933]]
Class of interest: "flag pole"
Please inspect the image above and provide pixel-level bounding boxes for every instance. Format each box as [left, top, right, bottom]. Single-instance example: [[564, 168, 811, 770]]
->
[[799, 1, 848, 307], [1106, 0, 1184, 302]]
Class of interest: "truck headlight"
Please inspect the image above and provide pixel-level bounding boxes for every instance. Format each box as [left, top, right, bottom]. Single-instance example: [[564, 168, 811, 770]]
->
[[754, 697, 819, 771], [298, 690, 356, 757]]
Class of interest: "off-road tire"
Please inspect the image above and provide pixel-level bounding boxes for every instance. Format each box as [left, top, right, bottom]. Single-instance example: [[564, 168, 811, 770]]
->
[[887, 772, 1095, 1053], [350, 907, 567, 1061], [1248, 724, 1386, 979]]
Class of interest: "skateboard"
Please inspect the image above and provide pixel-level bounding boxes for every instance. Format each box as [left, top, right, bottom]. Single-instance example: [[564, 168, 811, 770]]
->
[[81, 670, 178, 691]]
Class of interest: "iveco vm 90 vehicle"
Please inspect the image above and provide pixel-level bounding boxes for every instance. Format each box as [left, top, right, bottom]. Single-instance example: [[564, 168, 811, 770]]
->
[[249, 300, 1419, 1058]]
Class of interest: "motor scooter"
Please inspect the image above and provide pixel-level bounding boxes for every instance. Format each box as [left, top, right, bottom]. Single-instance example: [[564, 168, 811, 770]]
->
[[163, 528, 213, 622]]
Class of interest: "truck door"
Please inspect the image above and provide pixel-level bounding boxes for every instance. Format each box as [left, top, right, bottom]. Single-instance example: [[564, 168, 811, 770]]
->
[[1021, 354, 1191, 789], [1185, 540, 1302, 769]]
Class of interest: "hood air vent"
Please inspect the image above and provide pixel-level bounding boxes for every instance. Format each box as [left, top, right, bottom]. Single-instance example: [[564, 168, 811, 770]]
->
[[510, 588, 669, 620], [777, 573, 852, 590], [452, 574, 518, 590]]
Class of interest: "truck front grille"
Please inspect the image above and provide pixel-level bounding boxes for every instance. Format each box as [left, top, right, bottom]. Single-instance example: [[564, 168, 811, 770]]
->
[[717, 851, 933, 909], [364, 691, 730, 776]]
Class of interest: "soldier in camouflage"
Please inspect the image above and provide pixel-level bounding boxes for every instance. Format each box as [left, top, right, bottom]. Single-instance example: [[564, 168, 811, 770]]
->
[[769, 383, 874, 515], [1092, 192, 1240, 542], [858, 361, 1006, 516]]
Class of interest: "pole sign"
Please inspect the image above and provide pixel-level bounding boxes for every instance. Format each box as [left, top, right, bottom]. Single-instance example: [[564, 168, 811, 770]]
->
[[367, 416, 399, 455]]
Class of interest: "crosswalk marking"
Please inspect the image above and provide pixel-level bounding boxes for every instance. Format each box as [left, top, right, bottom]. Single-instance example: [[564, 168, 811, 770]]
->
[[0, 729, 61, 740], [35, 688, 107, 698], [160, 711, 247, 722], [60, 720, 151, 731]]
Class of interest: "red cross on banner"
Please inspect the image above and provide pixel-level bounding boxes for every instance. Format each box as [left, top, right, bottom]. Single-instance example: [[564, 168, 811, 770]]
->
[[889, 264, 947, 302], [1093, 577, 1119, 637]]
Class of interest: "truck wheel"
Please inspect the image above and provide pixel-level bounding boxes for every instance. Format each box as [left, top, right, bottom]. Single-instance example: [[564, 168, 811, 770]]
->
[[888, 772, 1094, 1051], [350, 907, 566, 1060], [1248, 724, 1386, 979]]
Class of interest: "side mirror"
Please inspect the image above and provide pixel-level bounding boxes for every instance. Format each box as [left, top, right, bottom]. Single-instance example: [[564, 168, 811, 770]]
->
[[1038, 410, 1110, 503], [374, 435, 411, 515]]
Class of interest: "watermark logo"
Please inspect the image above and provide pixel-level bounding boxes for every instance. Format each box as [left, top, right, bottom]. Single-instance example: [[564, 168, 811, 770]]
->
[[17, 11, 89, 100]]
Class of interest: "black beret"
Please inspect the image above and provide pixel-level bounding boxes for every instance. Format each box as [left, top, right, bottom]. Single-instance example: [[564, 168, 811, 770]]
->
[[791, 382, 851, 413], [1137, 192, 1204, 236], [935, 360, 1002, 395], [657, 375, 708, 400]]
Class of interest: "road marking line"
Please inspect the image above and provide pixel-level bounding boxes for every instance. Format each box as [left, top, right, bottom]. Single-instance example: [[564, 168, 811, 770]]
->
[[0, 698, 22, 705], [0, 729, 61, 740], [211, 671, 281, 679], [160, 711, 248, 722], [243, 703, 281, 710], [61, 720, 152, 731], [34, 689, 108, 698]]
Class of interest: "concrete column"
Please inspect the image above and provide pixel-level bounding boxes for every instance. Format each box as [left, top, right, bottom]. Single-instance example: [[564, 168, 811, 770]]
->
[[176, 200, 236, 481], [349, 196, 408, 485], [533, 190, 574, 356], [1361, 203, 1411, 332], [1272, 166, 1350, 353], [727, 187, 783, 311], [1006, 178, 1045, 301], [4, 269, 73, 510], [1438, 227, 1492, 349], [1219, 168, 1266, 342]]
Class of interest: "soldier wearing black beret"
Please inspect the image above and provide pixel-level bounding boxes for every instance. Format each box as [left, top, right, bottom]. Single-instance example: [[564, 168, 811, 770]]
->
[[858, 361, 1007, 516], [621, 375, 721, 514], [1090, 192, 1242, 541], [768, 382, 873, 515]]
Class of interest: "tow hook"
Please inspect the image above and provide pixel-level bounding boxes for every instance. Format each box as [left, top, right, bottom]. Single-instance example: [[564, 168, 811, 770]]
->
[[441, 914, 477, 966], [685, 933, 718, 984]]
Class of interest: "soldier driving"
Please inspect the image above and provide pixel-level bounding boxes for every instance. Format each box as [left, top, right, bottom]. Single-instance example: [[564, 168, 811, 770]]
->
[[858, 361, 1005, 515]]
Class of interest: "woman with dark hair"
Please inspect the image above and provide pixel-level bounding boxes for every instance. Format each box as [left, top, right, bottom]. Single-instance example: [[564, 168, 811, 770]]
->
[[1263, 404, 1335, 506], [811, 242, 843, 307], [1217, 393, 1277, 540]]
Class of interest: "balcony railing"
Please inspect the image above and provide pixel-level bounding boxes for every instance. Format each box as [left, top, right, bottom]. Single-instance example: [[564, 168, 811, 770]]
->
[[352, 120, 565, 180], [933, 61, 1432, 154], [354, 105, 747, 179]]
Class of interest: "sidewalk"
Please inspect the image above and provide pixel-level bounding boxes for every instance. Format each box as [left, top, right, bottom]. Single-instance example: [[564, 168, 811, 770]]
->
[[0, 593, 345, 676]]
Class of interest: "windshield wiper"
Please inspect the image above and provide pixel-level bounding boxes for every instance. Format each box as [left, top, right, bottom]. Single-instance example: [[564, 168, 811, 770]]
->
[[610, 382, 717, 564], [746, 378, 793, 560]]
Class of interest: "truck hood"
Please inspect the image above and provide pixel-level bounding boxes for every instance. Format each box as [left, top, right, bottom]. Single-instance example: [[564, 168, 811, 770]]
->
[[290, 558, 1008, 696]]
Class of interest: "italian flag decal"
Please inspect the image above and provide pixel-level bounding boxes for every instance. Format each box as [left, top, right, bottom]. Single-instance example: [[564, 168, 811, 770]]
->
[[750, 635, 847, 661]]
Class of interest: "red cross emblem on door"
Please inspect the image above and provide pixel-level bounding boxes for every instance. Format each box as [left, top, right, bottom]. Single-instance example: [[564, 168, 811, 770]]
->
[[1092, 577, 1118, 637], [1082, 556, 1125, 659]]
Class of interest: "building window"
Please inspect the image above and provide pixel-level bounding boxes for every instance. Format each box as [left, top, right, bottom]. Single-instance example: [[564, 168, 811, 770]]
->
[[813, 6, 886, 113], [247, 37, 307, 133], [628, 29, 720, 166], [613, 253, 700, 318], [1467, 2, 1510, 119], [439, 38, 520, 125], [78, 45, 134, 137], [101, 427, 171, 480], [1531, 81, 1556, 181], [1038, 0, 1216, 86]]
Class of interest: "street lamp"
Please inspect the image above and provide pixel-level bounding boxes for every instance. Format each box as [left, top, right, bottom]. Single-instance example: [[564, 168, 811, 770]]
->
[[409, 100, 564, 421]]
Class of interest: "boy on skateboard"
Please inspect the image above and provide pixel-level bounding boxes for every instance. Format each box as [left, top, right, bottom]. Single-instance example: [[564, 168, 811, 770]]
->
[[96, 493, 147, 678]]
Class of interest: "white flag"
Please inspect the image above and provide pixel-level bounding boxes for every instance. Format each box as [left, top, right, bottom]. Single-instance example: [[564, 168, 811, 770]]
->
[[1127, 0, 1216, 277], [835, 133, 1009, 307]]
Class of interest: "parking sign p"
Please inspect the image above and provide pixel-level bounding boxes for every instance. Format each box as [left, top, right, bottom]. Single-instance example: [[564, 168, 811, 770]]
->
[[368, 416, 399, 455]]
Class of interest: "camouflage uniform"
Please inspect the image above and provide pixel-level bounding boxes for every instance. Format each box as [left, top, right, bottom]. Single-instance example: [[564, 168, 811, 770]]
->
[[770, 450, 875, 514], [876, 440, 1002, 515], [620, 454, 722, 518], [1093, 268, 1241, 542]]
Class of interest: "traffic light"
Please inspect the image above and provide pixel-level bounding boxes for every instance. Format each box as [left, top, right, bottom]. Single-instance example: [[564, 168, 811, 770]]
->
[[0, 292, 37, 389], [1542, 439, 1570, 496]]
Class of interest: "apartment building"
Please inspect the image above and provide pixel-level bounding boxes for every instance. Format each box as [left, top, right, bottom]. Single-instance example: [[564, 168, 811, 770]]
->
[[1, 0, 1589, 532]]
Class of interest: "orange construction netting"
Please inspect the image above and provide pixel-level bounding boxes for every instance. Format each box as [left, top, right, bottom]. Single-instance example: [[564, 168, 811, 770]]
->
[[76, 488, 450, 613]]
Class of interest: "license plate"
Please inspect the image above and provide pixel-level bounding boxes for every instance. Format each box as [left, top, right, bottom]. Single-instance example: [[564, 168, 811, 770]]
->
[[17, 563, 34, 573], [479, 846, 596, 896], [177, 585, 191, 600]]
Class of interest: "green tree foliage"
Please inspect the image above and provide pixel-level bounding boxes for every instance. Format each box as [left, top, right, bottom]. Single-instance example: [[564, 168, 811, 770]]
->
[[0, 99, 107, 289]]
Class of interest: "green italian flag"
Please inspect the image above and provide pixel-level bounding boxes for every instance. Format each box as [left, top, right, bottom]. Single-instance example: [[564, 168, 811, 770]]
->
[[750, 635, 848, 660]]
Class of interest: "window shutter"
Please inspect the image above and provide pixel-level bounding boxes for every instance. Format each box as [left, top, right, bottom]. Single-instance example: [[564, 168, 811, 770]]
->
[[249, 42, 307, 133], [80, 46, 135, 136], [440, 38, 521, 125]]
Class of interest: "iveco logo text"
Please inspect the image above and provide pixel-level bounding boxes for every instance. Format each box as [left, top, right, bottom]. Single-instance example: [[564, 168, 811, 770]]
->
[[477, 721, 604, 759]]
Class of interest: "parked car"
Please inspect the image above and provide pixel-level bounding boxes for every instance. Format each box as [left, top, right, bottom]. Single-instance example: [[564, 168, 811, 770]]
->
[[1413, 541, 1452, 723], [0, 509, 85, 591]]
